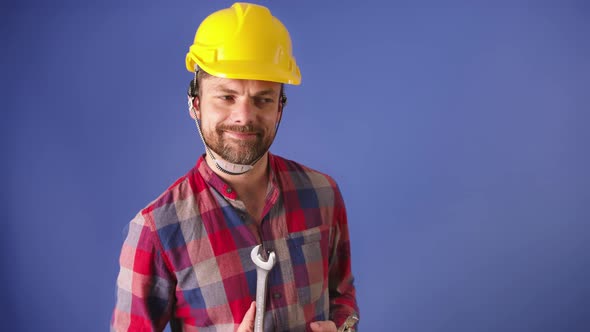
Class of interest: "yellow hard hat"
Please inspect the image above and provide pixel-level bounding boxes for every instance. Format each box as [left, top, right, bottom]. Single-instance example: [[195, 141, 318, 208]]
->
[[185, 2, 301, 85]]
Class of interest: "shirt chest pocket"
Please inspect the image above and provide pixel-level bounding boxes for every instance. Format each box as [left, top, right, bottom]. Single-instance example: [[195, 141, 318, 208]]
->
[[286, 225, 329, 305]]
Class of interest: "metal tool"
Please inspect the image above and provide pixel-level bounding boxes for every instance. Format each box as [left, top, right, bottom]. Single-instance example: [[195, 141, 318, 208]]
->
[[337, 314, 359, 332], [250, 244, 276, 332]]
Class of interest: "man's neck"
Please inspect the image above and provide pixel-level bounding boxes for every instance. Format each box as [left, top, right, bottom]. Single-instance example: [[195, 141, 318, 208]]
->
[[206, 153, 270, 222], [205, 152, 270, 195]]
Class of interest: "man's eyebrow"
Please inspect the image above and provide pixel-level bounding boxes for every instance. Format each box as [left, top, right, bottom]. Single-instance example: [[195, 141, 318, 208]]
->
[[212, 86, 278, 97], [252, 89, 277, 97], [212, 87, 240, 95]]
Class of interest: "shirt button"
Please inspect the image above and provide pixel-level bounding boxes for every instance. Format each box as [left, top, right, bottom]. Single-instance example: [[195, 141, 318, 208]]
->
[[225, 187, 232, 194], [273, 293, 282, 299]]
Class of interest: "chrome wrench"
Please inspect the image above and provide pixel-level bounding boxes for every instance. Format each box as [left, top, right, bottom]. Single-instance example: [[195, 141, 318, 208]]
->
[[250, 244, 276, 332]]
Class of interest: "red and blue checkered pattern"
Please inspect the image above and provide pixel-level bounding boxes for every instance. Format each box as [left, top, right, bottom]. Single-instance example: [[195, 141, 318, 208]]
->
[[111, 153, 358, 331]]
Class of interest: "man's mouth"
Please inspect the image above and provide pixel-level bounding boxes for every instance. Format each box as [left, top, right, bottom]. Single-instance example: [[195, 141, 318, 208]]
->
[[223, 130, 259, 140]]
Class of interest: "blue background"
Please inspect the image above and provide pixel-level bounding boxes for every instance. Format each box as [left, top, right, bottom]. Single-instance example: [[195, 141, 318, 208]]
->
[[3, 0, 589, 331]]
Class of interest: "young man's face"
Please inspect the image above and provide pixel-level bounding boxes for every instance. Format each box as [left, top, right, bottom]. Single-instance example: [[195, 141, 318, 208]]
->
[[192, 76, 283, 165]]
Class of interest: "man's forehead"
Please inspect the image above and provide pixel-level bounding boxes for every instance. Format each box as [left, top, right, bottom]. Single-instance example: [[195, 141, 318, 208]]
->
[[203, 76, 280, 94]]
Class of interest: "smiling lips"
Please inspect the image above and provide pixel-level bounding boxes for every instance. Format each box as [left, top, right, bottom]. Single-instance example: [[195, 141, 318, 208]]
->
[[224, 130, 259, 140]]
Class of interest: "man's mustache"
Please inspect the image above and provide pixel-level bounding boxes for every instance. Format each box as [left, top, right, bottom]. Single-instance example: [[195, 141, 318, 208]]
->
[[217, 124, 263, 135]]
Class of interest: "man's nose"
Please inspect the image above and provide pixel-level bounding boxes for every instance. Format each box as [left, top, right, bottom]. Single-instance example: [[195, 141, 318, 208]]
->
[[230, 98, 256, 124]]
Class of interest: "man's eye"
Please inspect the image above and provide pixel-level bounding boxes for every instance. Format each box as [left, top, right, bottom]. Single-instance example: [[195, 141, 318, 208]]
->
[[255, 97, 274, 104], [219, 95, 234, 101]]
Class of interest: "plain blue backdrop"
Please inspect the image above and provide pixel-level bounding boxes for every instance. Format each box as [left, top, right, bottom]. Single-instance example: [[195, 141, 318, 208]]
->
[[3, 0, 589, 331]]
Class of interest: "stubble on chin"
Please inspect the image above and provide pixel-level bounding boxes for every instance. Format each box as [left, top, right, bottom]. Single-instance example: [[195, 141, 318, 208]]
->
[[204, 126, 272, 165]]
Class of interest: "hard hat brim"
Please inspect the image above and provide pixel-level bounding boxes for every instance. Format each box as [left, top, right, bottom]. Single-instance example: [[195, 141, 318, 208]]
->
[[186, 54, 301, 86]]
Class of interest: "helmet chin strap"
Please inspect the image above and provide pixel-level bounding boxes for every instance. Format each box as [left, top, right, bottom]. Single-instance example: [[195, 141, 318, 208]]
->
[[188, 97, 273, 176]]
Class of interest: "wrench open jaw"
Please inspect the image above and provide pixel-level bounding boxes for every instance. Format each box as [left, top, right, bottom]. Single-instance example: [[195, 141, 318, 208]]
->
[[250, 244, 276, 332], [251, 244, 276, 271]]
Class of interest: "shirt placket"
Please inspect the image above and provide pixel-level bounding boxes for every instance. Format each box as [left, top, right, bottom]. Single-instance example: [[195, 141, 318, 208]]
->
[[260, 171, 290, 330], [198, 156, 289, 330]]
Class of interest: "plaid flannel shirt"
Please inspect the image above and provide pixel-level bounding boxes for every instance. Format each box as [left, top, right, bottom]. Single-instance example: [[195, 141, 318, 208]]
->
[[111, 153, 358, 331]]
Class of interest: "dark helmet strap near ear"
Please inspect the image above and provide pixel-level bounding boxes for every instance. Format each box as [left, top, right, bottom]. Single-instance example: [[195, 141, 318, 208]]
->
[[279, 85, 287, 108], [188, 69, 199, 98], [280, 94, 287, 107]]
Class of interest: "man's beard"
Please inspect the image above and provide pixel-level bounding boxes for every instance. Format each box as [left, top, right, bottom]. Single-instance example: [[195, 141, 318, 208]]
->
[[203, 123, 274, 165]]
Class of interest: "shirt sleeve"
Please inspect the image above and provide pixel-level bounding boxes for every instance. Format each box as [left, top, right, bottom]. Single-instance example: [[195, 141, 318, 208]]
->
[[328, 187, 360, 329], [111, 212, 176, 331]]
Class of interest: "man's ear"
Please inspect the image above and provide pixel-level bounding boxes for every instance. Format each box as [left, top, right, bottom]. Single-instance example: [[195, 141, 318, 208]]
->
[[188, 96, 201, 120], [277, 91, 286, 123]]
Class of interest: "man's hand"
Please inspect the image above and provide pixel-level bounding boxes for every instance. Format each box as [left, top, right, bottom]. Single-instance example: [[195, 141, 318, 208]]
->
[[237, 301, 256, 332], [238, 305, 337, 332], [310, 320, 337, 332]]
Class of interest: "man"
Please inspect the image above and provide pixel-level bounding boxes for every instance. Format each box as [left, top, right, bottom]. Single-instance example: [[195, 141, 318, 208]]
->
[[111, 3, 358, 331]]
